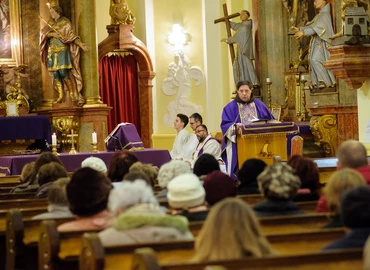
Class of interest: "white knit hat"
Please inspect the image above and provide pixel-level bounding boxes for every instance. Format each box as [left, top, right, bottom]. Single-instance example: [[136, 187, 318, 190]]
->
[[81, 157, 107, 173], [167, 173, 205, 209]]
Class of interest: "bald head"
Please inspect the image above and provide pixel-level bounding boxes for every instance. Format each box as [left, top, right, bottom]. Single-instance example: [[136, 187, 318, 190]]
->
[[337, 140, 368, 169]]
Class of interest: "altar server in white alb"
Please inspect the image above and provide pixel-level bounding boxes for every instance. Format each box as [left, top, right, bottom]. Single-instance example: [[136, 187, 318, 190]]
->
[[170, 113, 191, 160], [186, 124, 221, 168]]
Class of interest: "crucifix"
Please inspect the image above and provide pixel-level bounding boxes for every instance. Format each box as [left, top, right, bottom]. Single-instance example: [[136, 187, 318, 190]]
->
[[67, 129, 78, 154], [214, 4, 240, 64]]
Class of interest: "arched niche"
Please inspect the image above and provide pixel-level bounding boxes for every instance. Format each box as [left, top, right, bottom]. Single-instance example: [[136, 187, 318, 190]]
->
[[98, 24, 155, 147]]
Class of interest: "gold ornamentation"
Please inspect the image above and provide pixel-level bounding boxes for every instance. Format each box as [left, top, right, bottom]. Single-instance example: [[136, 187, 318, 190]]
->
[[310, 115, 337, 157], [52, 116, 80, 151]]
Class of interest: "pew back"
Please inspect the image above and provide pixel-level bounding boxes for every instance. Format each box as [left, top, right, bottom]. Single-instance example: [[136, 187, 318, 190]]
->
[[131, 247, 363, 270]]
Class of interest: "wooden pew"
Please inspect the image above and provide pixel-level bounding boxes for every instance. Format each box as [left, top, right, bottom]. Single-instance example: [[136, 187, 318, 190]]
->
[[131, 247, 363, 270], [0, 198, 47, 210], [0, 176, 21, 186], [78, 228, 350, 270], [0, 193, 37, 200], [160, 195, 318, 213], [5, 209, 74, 270], [189, 213, 330, 236], [39, 219, 344, 270]]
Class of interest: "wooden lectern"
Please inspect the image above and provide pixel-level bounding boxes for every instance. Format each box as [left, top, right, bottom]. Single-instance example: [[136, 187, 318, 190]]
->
[[237, 122, 299, 166]]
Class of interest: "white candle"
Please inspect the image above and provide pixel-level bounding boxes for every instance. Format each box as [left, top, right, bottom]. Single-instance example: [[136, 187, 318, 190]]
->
[[266, 78, 271, 83], [92, 132, 97, 144], [52, 133, 57, 145]]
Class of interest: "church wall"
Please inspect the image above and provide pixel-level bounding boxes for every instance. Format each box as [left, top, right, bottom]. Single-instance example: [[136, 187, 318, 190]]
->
[[358, 82, 370, 154]]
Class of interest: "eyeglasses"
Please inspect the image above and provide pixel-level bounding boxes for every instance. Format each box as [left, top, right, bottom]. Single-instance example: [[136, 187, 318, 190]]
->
[[195, 129, 206, 134]]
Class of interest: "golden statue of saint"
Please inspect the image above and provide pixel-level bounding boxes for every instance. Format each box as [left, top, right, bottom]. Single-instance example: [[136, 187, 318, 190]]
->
[[109, 0, 135, 25]]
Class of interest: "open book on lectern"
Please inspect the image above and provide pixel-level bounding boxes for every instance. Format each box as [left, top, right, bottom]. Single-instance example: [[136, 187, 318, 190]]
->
[[243, 119, 281, 126]]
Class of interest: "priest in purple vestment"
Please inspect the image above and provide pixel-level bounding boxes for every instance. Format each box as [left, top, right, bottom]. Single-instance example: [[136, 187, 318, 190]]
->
[[220, 81, 274, 179]]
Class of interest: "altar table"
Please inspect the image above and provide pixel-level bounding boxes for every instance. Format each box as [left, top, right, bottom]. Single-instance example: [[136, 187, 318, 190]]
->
[[0, 149, 171, 176], [0, 116, 51, 143]]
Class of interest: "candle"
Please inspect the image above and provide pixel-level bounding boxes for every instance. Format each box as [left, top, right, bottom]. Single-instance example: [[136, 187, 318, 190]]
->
[[92, 132, 97, 144], [266, 78, 271, 83], [52, 133, 57, 145]]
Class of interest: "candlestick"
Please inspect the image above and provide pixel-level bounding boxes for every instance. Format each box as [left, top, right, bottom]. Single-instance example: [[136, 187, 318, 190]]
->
[[91, 142, 99, 153], [266, 81, 272, 110], [52, 133, 57, 145], [266, 77, 271, 83], [52, 144, 59, 156], [92, 132, 97, 144]]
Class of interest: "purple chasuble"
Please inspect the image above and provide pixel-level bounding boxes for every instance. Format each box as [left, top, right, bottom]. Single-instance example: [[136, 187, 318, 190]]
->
[[220, 99, 274, 179]]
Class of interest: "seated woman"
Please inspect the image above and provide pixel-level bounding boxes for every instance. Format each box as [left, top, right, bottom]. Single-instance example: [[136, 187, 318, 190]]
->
[[127, 161, 158, 188], [58, 167, 113, 232], [32, 177, 74, 220], [99, 179, 193, 246], [11, 152, 63, 194], [253, 163, 304, 217], [167, 173, 208, 221], [324, 186, 370, 250], [287, 155, 321, 201], [107, 150, 138, 184], [192, 197, 275, 261], [322, 168, 366, 228], [156, 160, 191, 200], [237, 158, 267, 195], [203, 171, 237, 206], [193, 153, 220, 179], [35, 162, 69, 198]]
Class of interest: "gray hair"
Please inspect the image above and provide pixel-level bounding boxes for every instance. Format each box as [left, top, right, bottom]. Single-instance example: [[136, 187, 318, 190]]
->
[[108, 179, 158, 215], [157, 160, 191, 188], [257, 163, 301, 200]]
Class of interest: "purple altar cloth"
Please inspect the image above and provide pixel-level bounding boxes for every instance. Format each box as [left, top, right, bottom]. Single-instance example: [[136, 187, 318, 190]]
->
[[240, 122, 299, 135], [0, 149, 171, 176], [0, 116, 51, 143]]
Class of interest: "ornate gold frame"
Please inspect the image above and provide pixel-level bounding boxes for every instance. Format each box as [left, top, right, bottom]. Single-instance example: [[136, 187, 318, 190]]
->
[[5, 100, 18, 116], [0, 0, 22, 66], [271, 105, 282, 121]]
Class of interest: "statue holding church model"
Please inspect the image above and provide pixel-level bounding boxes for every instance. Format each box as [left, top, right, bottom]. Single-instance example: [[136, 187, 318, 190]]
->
[[40, 2, 88, 106]]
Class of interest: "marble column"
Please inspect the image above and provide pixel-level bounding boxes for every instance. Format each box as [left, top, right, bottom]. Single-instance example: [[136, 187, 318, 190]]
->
[[75, 0, 103, 106]]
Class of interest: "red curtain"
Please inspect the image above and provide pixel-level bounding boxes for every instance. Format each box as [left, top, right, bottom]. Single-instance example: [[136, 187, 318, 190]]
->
[[99, 54, 141, 135]]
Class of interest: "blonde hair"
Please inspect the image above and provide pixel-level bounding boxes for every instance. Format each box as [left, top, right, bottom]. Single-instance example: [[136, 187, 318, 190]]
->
[[129, 162, 158, 187], [192, 198, 275, 262], [20, 162, 35, 183], [325, 168, 367, 214]]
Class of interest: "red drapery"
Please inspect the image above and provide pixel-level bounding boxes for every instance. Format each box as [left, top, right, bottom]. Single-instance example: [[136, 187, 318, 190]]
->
[[99, 54, 141, 135]]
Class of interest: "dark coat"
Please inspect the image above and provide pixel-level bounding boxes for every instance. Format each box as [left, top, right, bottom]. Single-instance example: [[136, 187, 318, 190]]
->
[[253, 199, 304, 217], [323, 228, 370, 250]]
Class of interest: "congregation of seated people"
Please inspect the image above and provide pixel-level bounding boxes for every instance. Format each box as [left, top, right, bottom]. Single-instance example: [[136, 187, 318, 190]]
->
[[3, 139, 370, 269]]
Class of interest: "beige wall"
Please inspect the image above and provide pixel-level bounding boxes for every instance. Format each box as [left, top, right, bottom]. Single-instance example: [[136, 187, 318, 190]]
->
[[357, 81, 370, 154]]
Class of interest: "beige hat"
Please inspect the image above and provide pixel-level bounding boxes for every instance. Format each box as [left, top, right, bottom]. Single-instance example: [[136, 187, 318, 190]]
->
[[81, 157, 107, 173], [167, 173, 205, 209]]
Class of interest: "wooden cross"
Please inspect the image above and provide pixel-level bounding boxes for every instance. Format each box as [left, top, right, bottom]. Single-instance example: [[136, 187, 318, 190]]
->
[[214, 4, 240, 64]]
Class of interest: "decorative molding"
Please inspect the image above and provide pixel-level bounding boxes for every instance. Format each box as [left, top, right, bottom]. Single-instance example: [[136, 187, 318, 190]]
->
[[325, 45, 370, 89], [310, 114, 337, 157]]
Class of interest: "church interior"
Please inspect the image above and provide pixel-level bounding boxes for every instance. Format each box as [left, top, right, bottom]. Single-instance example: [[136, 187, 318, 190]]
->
[[0, 0, 370, 268]]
